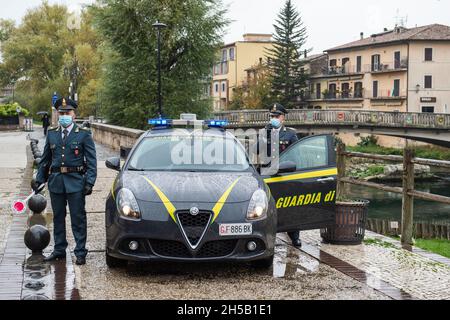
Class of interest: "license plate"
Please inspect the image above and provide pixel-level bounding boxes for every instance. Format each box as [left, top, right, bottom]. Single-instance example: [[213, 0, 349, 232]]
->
[[219, 223, 252, 236]]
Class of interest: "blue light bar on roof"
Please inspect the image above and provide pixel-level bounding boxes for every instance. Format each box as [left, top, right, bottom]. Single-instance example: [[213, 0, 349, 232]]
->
[[206, 120, 228, 128], [148, 118, 173, 127]]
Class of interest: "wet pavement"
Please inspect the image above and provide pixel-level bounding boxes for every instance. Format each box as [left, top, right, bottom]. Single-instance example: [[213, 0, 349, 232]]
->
[[1, 127, 450, 300]]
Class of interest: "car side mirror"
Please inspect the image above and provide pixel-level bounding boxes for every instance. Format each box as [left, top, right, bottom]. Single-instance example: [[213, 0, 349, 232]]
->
[[105, 157, 121, 172], [278, 161, 297, 174]]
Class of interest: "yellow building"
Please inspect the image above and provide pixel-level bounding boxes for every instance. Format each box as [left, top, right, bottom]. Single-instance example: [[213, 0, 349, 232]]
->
[[210, 34, 274, 111], [306, 24, 450, 114]]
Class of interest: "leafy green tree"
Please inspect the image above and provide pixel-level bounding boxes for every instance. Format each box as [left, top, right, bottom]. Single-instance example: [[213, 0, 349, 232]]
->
[[92, 0, 229, 129], [230, 64, 273, 110], [266, 0, 308, 108], [0, 2, 104, 118]]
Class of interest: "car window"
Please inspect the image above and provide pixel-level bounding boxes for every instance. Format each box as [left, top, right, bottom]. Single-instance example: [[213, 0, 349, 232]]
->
[[280, 136, 328, 170], [127, 135, 251, 172]]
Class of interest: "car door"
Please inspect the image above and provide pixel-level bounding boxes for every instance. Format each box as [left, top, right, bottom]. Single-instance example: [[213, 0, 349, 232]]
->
[[264, 135, 337, 232]]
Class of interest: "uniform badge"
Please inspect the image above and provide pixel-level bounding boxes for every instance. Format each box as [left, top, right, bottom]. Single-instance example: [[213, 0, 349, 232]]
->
[[272, 104, 277, 112], [74, 149, 79, 156]]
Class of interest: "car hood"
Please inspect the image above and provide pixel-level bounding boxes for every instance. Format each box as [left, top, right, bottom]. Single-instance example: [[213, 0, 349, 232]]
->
[[121, 171, 261, 204]]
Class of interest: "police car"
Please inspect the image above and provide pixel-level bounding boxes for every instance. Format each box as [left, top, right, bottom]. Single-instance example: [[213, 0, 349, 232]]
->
[[104, 115, 337, 268]]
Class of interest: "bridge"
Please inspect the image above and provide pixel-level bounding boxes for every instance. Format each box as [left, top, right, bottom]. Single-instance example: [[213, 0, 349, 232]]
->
[[212, 110, 450, 147]]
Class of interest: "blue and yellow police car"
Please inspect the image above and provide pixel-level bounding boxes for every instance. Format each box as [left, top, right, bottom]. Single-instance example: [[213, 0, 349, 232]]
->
[[104, 115, 337, 268]]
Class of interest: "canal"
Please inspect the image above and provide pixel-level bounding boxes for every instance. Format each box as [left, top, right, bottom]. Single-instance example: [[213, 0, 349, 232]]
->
[[346, 175, 450, 224]]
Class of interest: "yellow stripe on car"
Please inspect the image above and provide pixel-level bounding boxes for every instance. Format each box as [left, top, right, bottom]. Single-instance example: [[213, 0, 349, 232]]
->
[[211, 177, 242, 224], [111, 178, 117, 201], [142, 177, 177, 223], [264, 168, 337, 184]]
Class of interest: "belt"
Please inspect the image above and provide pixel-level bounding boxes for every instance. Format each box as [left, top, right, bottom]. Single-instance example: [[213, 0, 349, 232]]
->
[[51, 166, 85, 174]]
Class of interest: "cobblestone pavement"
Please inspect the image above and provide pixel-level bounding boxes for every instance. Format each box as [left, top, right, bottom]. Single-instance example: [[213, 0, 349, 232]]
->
[[0, 130, 31, 262], [300, 230, 450, 300]]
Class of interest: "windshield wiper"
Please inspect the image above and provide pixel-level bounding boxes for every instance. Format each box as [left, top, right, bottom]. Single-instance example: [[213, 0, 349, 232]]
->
[[127, 166, 145, 171]]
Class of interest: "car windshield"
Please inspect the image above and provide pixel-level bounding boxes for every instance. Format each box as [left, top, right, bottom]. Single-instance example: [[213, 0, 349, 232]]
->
[[127, 134, 251, 172]]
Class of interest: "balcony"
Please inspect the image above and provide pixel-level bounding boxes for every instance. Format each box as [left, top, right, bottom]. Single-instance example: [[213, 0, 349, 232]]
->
[[305, 90, 365, 102], [371, 90, 407, 100], [367, 58, 408, 74], [310, 64, 364, 79]]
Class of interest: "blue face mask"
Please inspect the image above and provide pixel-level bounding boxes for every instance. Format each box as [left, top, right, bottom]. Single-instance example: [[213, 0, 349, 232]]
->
[[59, 115, 73, 128], [270, 118, 281, 129]]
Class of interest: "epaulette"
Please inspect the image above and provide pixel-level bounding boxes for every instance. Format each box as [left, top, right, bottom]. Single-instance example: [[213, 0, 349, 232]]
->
[[48, 126, 59, 131], [80, 126, 91, 132]]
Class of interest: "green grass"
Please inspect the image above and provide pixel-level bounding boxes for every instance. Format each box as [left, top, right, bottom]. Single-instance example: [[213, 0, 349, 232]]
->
[[414, 239, 450, 259], [348, 144, 450, 161]]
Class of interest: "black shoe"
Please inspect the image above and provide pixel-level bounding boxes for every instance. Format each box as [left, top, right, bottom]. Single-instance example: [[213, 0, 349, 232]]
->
[[43, 252, 66, 262], [75, 256, 86, 266], [292, 239, 302, 248]]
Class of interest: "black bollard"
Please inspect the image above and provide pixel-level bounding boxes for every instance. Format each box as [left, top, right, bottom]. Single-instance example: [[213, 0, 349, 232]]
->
[[28, 194, 47, 214], [24, 225, 50, 254]]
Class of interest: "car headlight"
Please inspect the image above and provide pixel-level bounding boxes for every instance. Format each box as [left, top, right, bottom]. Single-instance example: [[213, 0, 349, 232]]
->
[[116, 188, 141, 220], [247, 190, 268, 221]]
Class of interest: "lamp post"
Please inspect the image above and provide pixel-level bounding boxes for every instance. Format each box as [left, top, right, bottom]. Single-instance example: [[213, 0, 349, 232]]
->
[[152, 21, 167, 118]]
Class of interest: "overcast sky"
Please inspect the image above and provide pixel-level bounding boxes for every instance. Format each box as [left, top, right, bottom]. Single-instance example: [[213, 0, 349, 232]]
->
[[0, 0, 449, 52]]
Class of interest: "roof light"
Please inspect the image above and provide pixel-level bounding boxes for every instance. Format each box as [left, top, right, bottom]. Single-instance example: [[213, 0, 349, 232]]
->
[[148, 118, 173, 128], [206, 120, 228, 128]]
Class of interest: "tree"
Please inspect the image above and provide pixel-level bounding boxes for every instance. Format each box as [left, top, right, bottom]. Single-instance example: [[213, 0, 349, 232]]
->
[[0, 2, 104, 117], [92, 0, 229, 129], [266, 0, 308, 108], [230, 64, 273, 110]]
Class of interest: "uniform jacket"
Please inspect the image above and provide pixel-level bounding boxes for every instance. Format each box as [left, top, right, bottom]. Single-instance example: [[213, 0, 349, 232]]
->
[[36, 124, 97, 194], [265, 124, 299, 154]]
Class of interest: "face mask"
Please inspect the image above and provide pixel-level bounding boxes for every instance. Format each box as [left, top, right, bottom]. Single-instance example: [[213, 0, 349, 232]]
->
[[59, 115, 73, 128], [270, 118, 281, 129]]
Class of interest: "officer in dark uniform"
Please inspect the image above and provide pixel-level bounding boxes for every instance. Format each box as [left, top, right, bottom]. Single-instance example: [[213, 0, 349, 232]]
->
[[32, 97, 97, 265], [266, 103, 302, 247]]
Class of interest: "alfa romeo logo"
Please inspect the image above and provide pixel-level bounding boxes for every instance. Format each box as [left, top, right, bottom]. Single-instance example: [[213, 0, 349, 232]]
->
[[189, 207, 199, 216]]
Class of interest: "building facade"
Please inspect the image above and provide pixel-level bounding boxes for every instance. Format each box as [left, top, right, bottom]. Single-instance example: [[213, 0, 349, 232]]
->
[[210, 34, 274, 111], [304, 24, 450, 115]]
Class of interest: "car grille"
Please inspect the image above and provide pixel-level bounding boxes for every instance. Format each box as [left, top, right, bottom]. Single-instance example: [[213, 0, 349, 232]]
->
[[149, 239, 237, 259], [177, 210, 212, 248]]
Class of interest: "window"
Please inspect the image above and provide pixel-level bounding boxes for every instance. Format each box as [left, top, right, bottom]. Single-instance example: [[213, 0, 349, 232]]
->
[[280, 136, 328, 170], [215, 83, 219, 93], [394, 51, 401, 69], [316, 83, 321, 99], [329, 59, 337, 67], [214, 63, 220, 75], [355, 82, 363, 98], [371, 54, 381, 71], [342, 58, 350, 73], [328, 84, 337, 98], [393, 79, 400, 97], [222, 49, 227, 62], [341, 83, 350, 98], [356, 56, 362, 73], [229, 48, 235, 61], [425, 48, 433, 61], [222, 82, 226, 92], [373, 81, 378, 98], [422, 106, 435, 113], [221, 62, 228, 74], [425, 76, 433, 89]]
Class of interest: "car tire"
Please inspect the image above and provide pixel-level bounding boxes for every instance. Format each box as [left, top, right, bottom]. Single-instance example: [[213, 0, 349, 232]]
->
[[105, 252, 127, 268], [250, 255, 274, 269]]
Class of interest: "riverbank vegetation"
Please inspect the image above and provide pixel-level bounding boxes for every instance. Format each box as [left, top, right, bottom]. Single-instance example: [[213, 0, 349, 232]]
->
[[347, 135, 450, 161]]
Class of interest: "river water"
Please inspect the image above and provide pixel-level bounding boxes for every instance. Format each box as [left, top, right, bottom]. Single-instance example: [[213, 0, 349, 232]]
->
[[346, 175, 450, 224]]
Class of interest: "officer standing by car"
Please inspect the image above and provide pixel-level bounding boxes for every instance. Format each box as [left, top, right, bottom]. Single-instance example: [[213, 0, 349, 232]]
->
[[32, 97, 97, 265], [266, 103, 302, 247]]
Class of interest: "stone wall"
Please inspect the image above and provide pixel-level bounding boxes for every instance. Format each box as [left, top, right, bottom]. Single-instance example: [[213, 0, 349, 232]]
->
[[90, 123, 145, 151]]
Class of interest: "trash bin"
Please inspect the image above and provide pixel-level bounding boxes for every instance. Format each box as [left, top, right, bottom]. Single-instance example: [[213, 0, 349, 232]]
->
[[321, 200, 369, 245]]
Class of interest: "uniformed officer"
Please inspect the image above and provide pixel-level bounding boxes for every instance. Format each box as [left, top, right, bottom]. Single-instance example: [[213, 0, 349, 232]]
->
[[32, 97, 97, 265], [266, 103, 302, 247]]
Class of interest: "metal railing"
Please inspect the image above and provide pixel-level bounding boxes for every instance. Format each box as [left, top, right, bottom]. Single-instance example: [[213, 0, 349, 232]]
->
[[366, 59, 408, 73], [213, 110, 450, 129]]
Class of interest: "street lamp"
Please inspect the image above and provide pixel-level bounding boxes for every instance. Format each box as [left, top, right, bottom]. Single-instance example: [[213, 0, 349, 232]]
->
[[152, 21, 167, 118]]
